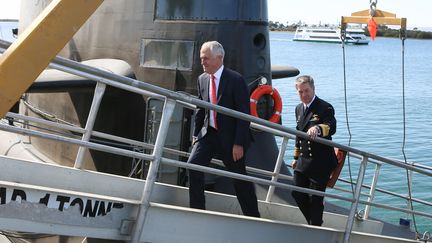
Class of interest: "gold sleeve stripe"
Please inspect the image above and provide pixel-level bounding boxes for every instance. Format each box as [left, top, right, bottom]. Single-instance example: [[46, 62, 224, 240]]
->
[[294, 147, 300, 157], [318, 124, 331, 137]]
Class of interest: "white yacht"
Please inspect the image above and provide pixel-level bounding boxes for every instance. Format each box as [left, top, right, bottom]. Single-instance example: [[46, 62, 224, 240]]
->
[[293, 26, 370, 45]]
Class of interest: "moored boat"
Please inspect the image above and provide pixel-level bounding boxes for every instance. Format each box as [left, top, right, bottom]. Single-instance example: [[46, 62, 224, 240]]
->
[[293, 26, 369, 44]]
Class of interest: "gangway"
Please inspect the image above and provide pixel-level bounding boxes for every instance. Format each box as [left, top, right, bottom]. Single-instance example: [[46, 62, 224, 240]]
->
[[0, 42, 431, 242], [0, 155, 422, 243]]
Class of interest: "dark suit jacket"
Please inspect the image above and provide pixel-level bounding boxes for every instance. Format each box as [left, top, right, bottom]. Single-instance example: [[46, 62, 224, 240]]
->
[[194, 67, 251, 153], [294, 96, 338, 185]]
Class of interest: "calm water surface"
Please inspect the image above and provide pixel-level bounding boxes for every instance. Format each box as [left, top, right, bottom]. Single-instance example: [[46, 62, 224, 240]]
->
[[270, 31, 432, 232]]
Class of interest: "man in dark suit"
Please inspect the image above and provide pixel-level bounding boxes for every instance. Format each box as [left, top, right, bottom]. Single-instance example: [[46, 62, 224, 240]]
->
[[187, 41, 260, 217], [291, 75, 337, 226]]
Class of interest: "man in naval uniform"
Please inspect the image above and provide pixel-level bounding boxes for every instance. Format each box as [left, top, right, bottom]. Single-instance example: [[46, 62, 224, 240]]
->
[[187, 41, 260, 217], [291, 75, 337, 226]]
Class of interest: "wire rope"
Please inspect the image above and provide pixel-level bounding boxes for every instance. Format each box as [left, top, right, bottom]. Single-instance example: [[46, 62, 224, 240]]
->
[[341, 24, 422, 238], [340, 29, 355, 196], [399, 29, 420, 238], [369, 0, 378, 17]]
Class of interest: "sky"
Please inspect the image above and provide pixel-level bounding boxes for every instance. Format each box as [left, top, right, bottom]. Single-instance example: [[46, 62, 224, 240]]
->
[[0, 0, 20, 20], [269, 0, 432, 29], [0, 0, 431, 29]]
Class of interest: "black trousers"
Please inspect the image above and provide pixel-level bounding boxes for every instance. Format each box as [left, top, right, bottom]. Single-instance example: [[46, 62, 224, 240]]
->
[[292, 171, 326, 226], [188, 128, 260, 217]]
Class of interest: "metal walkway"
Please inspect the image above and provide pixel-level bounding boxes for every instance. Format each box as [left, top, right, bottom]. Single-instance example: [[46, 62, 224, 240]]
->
[[0, 155, 422, 243]]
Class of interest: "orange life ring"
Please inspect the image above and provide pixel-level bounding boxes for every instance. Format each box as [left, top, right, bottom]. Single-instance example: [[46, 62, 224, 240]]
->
[[250, 85, 282, 123], [327, 148, 347, 188]]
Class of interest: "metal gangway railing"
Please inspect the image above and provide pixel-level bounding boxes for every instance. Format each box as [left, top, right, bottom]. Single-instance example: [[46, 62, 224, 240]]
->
[[1, 41, 431, 243]]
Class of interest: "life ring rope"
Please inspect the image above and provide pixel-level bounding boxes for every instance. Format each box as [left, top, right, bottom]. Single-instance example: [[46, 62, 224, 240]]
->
[[250, 85, 282, 123]]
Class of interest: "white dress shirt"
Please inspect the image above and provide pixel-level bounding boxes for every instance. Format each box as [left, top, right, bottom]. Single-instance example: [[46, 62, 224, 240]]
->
[[209, 65, 223, 128]]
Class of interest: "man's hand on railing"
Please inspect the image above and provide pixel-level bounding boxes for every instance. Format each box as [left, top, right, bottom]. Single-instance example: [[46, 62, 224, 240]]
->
[[307, 126, 320, 140]]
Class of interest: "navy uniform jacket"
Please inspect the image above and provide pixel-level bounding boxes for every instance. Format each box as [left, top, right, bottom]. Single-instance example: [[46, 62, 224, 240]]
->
[[193, 67, 251, 153], [294, 96, 337, 185]]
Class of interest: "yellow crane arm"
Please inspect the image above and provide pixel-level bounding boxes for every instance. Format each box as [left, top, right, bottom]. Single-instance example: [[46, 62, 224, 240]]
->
[[0, 0, 103, 117]]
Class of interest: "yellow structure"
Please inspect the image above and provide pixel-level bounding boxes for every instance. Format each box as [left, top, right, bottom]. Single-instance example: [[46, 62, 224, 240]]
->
[[341, 9, 407, 30], [0, 0, 103, 117]]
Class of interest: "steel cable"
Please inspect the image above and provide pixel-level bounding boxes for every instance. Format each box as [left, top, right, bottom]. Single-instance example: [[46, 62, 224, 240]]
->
[[340, 29, 356, 196], [399, 29, 420, 238]]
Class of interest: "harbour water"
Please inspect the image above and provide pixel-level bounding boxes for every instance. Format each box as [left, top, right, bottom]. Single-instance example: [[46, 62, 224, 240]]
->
[[270, 31, 432, 233]]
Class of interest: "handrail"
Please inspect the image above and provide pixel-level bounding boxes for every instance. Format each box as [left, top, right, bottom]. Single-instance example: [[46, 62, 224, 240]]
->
[[131, 99, 176, 242], [43, 56, 432, 177], [2, 40, 431, 177], [338, 174, 432, 208], [1, 40, 431, 241], [161, 156, 432, 220], [8, 110, 432, 210], [2, 121, 431, 222], [344, 155, 368, 242], [4, 111, 293, 182]]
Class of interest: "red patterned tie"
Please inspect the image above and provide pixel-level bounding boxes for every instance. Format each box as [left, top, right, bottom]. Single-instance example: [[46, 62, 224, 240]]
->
[[211, 74, 218, 129]]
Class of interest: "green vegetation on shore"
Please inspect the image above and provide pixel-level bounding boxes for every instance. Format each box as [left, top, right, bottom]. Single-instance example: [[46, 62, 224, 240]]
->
[[269, 21, 432, 39]]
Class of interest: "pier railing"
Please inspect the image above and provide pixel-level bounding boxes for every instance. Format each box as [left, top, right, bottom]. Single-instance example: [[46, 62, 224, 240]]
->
[[1, 41, 431, 243]]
